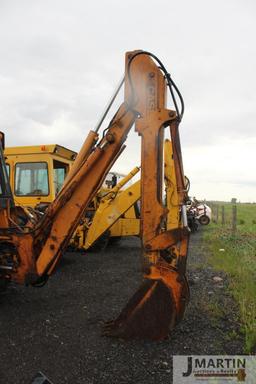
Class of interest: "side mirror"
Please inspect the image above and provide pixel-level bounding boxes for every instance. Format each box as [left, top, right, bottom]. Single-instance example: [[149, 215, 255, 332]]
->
[[0, 132, 5, 150]]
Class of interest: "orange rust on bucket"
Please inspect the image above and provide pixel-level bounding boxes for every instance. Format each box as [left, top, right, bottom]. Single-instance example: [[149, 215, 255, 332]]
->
[[103, 262, 190, 340], [103, 278, 177, 340]]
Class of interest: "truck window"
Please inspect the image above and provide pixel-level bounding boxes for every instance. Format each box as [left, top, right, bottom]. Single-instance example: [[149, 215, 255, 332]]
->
[[53, 160, 69, 195], [0, 164, 10, 195], [6, 164, 10, 178], [15, 162, 49, 196]]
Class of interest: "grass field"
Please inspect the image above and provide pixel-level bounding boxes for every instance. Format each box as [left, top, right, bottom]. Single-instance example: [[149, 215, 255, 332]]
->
[[208, 202, 256, 232], [204, 202, 256, 353]]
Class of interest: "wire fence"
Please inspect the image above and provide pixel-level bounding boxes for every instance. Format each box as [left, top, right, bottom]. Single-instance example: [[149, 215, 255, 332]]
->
[[207, 202, 238, 233]]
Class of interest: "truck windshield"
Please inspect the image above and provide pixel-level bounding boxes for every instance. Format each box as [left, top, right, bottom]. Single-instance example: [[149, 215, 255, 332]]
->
[[15, 162, 49, 196]]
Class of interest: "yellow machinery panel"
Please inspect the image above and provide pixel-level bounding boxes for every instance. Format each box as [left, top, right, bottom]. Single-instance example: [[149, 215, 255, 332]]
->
[[110, 217, 140, 237]]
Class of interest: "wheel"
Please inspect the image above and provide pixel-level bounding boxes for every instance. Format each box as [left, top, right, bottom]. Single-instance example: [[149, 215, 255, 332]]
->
[[199, 215, 210, 225]]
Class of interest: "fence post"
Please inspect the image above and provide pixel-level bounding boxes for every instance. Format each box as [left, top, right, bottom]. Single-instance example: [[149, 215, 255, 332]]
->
[[221, 206, 225, 225], [232, 205, 237, 233], [216, 205, 219, 223], [212, 204, 216, 223]]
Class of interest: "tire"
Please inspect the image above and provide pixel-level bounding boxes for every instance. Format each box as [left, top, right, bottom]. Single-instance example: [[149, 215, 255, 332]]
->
[[199, 215, 210, 225]]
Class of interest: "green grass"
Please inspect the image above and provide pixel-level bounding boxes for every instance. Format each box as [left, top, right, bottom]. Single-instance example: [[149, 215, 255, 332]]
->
[[208, 202, 256, 233], [204, 203, 256, 353]]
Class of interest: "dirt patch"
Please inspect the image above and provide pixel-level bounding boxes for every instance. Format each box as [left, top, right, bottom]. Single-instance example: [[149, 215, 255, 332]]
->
[[0, 231, 244, 384]]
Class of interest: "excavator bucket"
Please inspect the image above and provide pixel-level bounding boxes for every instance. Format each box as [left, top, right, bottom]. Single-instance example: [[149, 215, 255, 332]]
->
[[103, 267, 189, 340]]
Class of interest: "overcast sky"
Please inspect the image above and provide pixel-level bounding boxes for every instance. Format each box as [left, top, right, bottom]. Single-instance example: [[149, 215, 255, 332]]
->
[[0, 0, 255, 202]]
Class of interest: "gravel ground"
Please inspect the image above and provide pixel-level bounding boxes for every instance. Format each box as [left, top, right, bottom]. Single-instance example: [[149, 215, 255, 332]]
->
[[0, 231, 244, 384]]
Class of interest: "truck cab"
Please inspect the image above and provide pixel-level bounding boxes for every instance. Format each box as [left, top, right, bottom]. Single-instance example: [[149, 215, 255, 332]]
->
[[4, 144, 77, 208]]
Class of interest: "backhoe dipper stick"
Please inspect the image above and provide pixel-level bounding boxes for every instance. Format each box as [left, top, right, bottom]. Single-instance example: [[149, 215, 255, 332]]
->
[[103, 52, 189, 340]]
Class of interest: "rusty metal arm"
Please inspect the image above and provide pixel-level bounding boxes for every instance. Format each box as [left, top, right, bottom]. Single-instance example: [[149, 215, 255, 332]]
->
[[103, 51, 190, 340], [34, 104, 137, 277], [7, 102, 137, 284]]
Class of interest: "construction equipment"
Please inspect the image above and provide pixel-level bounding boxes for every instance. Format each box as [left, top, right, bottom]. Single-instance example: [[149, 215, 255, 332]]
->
[[71, 166, 141, 250], [5, 144, 139, 248], [186, 198, 211, 229], [193, 201, 211, 225], [0, 50, 189, 340], [4, 144, 76, 210], [76, 139, 179, 251]]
